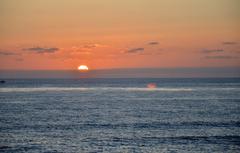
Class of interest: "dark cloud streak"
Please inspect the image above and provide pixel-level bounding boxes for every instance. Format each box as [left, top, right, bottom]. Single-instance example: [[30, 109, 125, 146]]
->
[[222, 42, 238, 45], [83, 44, 99, 49], [0, 51, 21, 56], [125, 48, 144, 53], [15, 58, 24, 61], [202, 49, 224, 53], [24, 47, 59, 54], [148, 41, 159, 45], [205, 55, 237, 59]]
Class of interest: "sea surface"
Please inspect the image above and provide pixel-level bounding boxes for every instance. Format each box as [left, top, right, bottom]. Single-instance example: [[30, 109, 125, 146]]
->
[[0, 78, 239, 153]]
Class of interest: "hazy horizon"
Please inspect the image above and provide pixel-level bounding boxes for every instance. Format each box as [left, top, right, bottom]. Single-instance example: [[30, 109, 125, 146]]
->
[[0, 67, 239, 78]]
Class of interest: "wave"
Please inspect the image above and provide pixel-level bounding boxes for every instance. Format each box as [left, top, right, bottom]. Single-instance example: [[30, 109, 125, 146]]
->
[[2, 121, 239, 131], [0, 87, 239, 93], [0, 87, 194, 92]]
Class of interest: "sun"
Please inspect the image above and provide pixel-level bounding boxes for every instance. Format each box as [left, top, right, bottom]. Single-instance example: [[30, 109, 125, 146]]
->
[[78, 65, 89, 71]]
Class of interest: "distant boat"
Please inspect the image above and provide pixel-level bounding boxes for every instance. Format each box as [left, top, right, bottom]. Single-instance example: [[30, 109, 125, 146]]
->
[[0, 80, 6, 84]]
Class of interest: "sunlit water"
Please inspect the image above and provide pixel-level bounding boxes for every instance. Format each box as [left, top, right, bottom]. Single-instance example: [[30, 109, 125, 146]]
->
[[0, 78, 240, 152]]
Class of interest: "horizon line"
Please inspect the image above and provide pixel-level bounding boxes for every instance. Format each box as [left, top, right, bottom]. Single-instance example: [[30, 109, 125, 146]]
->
[[0, 66, 239, 71]]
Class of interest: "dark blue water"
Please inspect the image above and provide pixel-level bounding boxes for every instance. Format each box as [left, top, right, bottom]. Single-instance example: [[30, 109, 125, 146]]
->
[[0, 78, 240, 152]]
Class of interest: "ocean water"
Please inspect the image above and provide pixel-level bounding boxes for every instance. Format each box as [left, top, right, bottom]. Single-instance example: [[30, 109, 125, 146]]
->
[[0, 78, 239, 153]]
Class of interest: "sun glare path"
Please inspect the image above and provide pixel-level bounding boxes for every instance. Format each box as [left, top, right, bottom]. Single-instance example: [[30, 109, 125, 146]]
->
[[147, 83, 157, 89]]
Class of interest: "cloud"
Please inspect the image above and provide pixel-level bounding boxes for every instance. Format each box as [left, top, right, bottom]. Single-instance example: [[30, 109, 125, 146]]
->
[[148, 41, 159, 45], [0, 51, 21, 56], [205, 55, 238, 59], [82, 44, 101, 49], [222, 42, 238, 45], [70, 51, 92, 55], [70, 44, 106, 53], [202, 49, 224, 53], [24, 47, 59, 54], [15, 58, 24, 61], [125, 48, 144, 53]]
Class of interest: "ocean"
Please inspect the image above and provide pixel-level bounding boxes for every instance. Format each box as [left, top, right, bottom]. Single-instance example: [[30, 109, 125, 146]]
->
[[0, 78, 239, 152]]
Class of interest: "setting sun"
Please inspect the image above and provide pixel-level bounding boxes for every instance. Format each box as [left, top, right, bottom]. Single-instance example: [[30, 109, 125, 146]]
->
[[78, 65, 89, 71]]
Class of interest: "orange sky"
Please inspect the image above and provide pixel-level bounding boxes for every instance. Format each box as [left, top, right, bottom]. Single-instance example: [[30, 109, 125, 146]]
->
[[0, 0, 239, 70]]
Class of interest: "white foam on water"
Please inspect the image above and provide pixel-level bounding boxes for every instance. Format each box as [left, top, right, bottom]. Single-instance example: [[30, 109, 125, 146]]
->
[[0, 87, 88, 92], [0, 87, 192, 92], [124, 88, 193, 91], [0, 87, 238, 93]]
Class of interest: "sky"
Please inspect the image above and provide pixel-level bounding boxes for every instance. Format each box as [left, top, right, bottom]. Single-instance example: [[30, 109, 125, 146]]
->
[[0, 0, 239, 76]]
